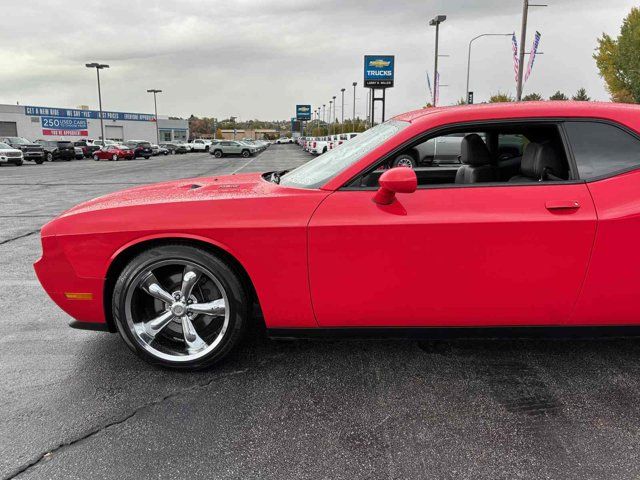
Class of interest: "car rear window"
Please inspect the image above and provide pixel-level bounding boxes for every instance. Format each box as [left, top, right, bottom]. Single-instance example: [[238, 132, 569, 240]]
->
[[139, 142, 151, 147], [58, 142, 73, 147]]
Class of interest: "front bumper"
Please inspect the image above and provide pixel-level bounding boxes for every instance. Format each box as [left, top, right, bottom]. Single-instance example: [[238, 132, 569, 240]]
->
[[34, 235, 107, 326]]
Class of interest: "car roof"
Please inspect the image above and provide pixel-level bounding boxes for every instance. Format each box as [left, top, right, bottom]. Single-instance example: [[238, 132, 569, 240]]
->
[[394, 101, 640, 126]]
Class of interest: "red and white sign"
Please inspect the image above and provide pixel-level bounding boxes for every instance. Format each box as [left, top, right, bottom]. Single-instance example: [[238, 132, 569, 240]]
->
[[42, 129, 88, 136]]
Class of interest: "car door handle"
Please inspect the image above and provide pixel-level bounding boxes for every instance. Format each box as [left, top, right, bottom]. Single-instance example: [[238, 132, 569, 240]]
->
[[545, 200, 580, 211]]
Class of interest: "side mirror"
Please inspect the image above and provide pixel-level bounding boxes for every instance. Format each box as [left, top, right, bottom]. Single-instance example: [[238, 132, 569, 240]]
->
[[373, 167, 417, 205]]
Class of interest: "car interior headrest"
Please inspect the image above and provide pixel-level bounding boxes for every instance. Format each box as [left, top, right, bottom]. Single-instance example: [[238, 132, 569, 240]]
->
[[461, 134, 491, 166], [521, 141, 568, 180]]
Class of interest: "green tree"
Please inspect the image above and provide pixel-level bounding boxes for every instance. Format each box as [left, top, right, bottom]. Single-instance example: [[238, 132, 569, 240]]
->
[[489, 92, 514, 103], [522, 92, 543, 101], [572, 88, 591, 101], [594, 7, 640, 103], [549, 91, 569, 101], [455, 97, 467, 105]]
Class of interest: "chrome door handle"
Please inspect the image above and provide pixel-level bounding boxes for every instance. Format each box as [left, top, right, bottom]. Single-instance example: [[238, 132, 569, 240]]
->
[[545, 200, 580, 211]]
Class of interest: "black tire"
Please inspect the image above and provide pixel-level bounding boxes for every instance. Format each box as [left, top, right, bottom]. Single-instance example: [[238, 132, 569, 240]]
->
[[93, 154, 100, 161], [112, 244, 249, 370], [65, 157, 72, 161], [205, 145, 210, 152], [392, 154, 417, 169], [144, 156, 150, 160], [241, 150, 250, 158], [214, 150, 223, 158], [164, 151, 169, 156], [35, 159, 44, 165], [46, 152, 53, 162], [14, 159, 23, 166]]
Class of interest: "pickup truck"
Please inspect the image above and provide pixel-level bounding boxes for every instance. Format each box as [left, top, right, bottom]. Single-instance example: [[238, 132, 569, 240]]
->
[[2, 137, 45, 163], [308, 136, 329, 155], [189, 139, 212, 152]]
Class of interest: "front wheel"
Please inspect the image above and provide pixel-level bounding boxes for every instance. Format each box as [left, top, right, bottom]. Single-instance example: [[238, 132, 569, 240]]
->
[[144, 156, 150, 160], [35, 159, 44, 165], [392, 154, 417, 169], [112, 245, 248, 369], [46, 152, 53, 162], [112, 154, 119, 161], [93, 154, 100, 161], [214, 150, 223, 158], [241, 150, 250, 158]]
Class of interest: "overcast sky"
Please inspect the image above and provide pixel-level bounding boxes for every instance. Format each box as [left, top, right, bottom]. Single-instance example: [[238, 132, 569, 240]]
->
[[0, 0, 635, 121]]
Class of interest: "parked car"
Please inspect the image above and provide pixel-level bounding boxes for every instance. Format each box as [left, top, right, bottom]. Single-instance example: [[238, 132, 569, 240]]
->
[[92, 140, 118, 148], [74, 146, 84, 159], [175, 141, 193, 152], [160, 143, 188, 155], [150, 144, 160, 156], [0, 141, 24, 166], [240, 140, 267, 152], [92, 145, 135, 161], [189, 139, 212, 152], [308, 136, 329, 155], [275, 137, 293, 144], [123, 140, 153, 159], [156, 145, 169, 156], [73, 140, 101, 158], [37, 102, 640, 370], [209, 140, 257, 158], [35, 140, 75, 161], [2, 137, 45, 164]]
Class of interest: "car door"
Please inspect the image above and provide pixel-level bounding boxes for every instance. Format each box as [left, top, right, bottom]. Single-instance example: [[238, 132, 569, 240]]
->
[[307, 152, 597, 329]]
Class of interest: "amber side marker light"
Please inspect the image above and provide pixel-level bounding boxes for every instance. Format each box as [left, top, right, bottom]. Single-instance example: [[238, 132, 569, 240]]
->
[[64, 293, 94, 300]]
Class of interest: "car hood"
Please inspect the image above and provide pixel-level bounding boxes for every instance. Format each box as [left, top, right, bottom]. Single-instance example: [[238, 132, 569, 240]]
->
[[58, 172, 290, 218]]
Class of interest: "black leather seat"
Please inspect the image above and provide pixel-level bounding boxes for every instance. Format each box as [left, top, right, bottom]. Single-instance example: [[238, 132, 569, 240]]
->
[[509, 141, 568, 182], [455, 134, 497, 184]]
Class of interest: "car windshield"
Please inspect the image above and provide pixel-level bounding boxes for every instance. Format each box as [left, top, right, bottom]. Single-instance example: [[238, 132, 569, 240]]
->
[[0, 142, 12, 149], [280, 120, 409, 189], [5, 137, 30, 144]]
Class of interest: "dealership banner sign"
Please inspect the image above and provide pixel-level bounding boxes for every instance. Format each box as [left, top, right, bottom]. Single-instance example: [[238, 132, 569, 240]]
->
[[25, 106, 156, 122], [41, 117, 88, 136], [364, 55, 395, 88], [296, 105, 312, 121]]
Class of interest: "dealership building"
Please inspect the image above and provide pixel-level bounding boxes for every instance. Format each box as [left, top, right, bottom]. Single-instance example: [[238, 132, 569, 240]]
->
[[0, 104, 189, 143]]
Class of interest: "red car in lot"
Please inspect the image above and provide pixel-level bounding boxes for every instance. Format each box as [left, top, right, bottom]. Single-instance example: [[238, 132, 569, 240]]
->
[[35, 102, 640, 369], [92, 145, 135, 161]]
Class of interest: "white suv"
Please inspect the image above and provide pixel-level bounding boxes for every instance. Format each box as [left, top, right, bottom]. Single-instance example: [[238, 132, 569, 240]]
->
[[189, 139, 212, 152]]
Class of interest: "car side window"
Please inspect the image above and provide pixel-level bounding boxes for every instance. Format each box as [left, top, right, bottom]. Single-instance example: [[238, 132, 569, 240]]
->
[[564, 121, 640, 179]]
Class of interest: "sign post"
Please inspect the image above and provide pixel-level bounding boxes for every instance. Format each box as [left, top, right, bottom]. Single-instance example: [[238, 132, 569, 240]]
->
[[296, 104, 311, 138], [364, 55, 395, 125], [467, 91, 474, 105]]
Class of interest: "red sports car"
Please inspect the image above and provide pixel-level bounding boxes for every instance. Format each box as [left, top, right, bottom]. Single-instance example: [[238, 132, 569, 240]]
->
[[35, 102, 640, 369], [92, 145, 135, 161]]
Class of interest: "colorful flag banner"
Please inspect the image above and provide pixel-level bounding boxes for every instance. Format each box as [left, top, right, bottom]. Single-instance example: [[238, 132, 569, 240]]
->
[[426, 72, 433, 100], [512, 33, 519, 83], [525, 31, 541, 82], [435, 72, 440, 106]]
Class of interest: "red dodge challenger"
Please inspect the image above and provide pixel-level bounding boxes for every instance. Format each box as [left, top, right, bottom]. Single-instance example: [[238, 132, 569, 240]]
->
[[92, 145, 135, 161], [35, 102, 640, 369]]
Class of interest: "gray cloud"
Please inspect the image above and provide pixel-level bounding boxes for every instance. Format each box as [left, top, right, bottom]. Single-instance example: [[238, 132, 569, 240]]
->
[[0, 0, 635, 120]]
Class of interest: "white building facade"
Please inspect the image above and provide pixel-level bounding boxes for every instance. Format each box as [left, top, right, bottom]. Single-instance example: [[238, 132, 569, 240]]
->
[[0, 104, 188, 143]]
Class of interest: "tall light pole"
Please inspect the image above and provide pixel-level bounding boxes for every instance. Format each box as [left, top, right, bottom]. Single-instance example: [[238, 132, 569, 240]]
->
[[429, 15, 446, 106], [352, 82, 357, 125], [516, 1, 547, 100], [332, 95, 336, 134], [322, 104, 326, 128], [329, 100, 333, 135], [146, 89, 162, 145], [340, 88, 346, 132], [85, 63, 109, 142], [466, 34, 512, 103]]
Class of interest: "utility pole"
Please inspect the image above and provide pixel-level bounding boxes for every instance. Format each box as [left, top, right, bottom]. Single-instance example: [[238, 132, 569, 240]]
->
[[429, 15, 446, 106], [516, 0, 547, 101], [146, 89, 162, 145], [340, 88, 345, 133], [85, 63, 109, 142]]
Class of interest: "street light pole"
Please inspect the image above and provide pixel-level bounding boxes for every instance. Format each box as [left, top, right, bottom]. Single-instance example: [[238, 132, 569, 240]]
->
[[332, 95, 336, 134], [340, 88, 345, 133], [329, 100, 333, 135], [429, 15, 447, 107], [516, 0, 547, 100], [352, 82, 357, 125], [146, 89, 162, 145], [466, 33, 512, 103], [85, 63, 109, 142]]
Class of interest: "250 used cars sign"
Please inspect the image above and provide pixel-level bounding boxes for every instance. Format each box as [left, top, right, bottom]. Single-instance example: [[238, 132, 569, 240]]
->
[[364, 55, 395, 88], [41, 117, 88, 136]]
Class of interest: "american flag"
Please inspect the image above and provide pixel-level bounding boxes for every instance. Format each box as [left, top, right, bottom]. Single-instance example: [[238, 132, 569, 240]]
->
[[512, 33, 519, 83], [525, 31, 542, 82]]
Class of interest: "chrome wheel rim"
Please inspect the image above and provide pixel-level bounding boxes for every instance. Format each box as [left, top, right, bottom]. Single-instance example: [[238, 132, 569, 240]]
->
[[124, 259, 230, 362], [396, 158, 414, 168]]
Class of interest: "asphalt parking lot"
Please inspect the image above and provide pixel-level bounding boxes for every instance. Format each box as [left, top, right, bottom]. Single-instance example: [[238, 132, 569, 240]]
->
[[3, 145, 640, 480]]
